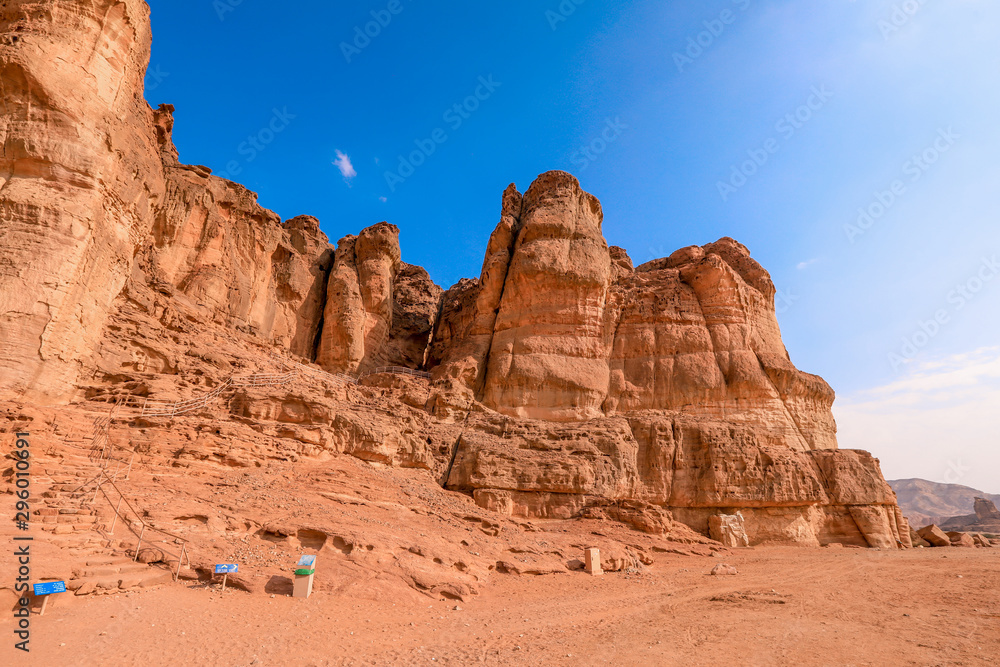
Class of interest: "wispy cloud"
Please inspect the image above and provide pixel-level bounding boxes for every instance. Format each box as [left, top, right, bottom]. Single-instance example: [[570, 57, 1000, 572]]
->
[[333, 150, 357, 183], [796, 258, 820, 270], [834, 347, 1000, 493]]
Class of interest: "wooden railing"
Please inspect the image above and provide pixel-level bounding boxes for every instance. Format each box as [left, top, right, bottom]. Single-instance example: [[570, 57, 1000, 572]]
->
[[94, 471, 190, 581], [66, 401, 190, 580], [64, 468, 190, 580], [357, 366, 432, 381], [58, 354, 433, 581], [127, 357, 432, 419]]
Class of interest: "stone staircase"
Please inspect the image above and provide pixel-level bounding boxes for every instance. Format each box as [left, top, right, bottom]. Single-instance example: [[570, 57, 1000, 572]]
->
[[33, 433, 110, 543], [32, 413, 190, 595], [68, 555, 175, 596], [29, 359, 433, 594]]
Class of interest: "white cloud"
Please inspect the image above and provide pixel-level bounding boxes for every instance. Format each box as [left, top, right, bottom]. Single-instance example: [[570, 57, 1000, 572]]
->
[[834, 347, 1000, 494], [796, 258, 820, 270], [379, 196, 387, 203], [333, 150, 357, 182]]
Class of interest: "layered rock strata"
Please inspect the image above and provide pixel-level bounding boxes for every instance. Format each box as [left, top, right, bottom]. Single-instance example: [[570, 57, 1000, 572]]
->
[[0, 0, 165, 402], [0, 0, 908, 551]]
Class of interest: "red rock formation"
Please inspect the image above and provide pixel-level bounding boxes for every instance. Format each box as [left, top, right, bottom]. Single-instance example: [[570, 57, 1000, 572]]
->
[[146, 106, 333, 360], [0, 0, 165, 402], [974, 497, 1000, 522], [0, 0, 909, 564], [482, 171, 613, 421], [432, 172, 905, 548], [316, 223, 440, 374]]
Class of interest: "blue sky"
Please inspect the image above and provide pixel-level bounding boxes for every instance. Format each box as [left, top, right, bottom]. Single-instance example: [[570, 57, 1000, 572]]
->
[[146, 1, 999, 490]]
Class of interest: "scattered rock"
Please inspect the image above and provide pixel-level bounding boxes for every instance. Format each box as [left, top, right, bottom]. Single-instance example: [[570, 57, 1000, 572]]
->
[[917, 525, 951, 547], [947, 532, 976, 548], [710, 513, 750, 548]]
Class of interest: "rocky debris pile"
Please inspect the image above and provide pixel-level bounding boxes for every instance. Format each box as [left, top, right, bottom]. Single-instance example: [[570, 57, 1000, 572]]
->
[[914, 524, 995, 548]]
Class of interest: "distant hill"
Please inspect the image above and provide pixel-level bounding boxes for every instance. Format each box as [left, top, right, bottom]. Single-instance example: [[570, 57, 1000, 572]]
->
[[889, 479, 1000, 528]]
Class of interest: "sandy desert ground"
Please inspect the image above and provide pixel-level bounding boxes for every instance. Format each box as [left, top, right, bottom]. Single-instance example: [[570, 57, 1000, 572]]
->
[[7, 546, 999, 667]]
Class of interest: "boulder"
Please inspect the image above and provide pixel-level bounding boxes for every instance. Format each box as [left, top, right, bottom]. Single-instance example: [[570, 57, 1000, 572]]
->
[[136, 547, 166, 564], [909, 528, 931, 548], [947, 532, 976, 548], [709, 513, 751, 548], [917, 525, 951, 547]]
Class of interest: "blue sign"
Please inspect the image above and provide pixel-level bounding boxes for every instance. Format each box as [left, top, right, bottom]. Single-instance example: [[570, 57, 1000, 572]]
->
[[33, 581, 66, 596], [215, 564, 238, 574], [297, 555, 316, 568]]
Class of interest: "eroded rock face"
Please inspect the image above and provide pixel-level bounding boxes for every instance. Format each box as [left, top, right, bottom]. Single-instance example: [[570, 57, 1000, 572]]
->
[[145, 107, 333, 360], [385, 263, 443, 369], [482, 172, 613, 421], [975, 497, 1000, 522], [0, 0, 165, 402], [429, 172, 903, 547], [432, 172, 836, 454], [0, 2, 907, 552], [709, 513, 750, 548], [316, 222, 439, 374]]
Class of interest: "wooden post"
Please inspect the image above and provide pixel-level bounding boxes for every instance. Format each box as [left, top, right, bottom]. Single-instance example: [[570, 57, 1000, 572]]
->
[[134, 524, 145, 562], [175, 545, 185, 581], [110, 495, 123, 534], [39, 596, 48, 616], [221, 573, 228, 592]]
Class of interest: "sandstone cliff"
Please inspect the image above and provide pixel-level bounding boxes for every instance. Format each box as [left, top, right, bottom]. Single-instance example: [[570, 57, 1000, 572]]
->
[[0, 0, 910, 589], [0, 0, 165, 403]]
